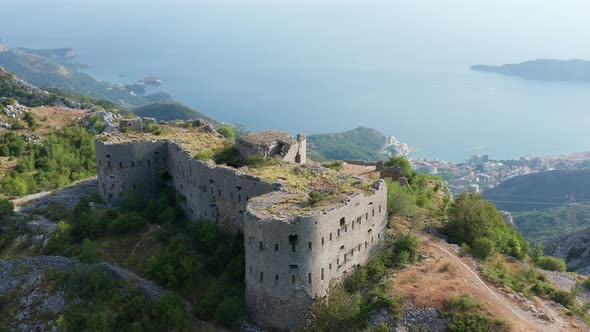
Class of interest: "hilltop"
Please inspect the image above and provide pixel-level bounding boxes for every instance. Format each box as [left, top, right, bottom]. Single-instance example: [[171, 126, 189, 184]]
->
[[307, 126, 412, 161], [471, 59, 590, 83]]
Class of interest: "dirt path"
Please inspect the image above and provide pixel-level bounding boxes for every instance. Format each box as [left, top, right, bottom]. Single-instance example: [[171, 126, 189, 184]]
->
[[388, 234, 583, 331]]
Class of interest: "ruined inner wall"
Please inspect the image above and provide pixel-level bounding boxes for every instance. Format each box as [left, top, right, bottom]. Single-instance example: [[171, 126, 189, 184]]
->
[[166, 142, 280, 232], [236, 139, 306, 164], [243, 180, 388, 330], [96, 140, 168, 205]]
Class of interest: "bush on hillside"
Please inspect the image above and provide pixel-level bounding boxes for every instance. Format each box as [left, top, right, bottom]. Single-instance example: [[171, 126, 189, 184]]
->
[[217, 126, 235, 140], [445, 193, 529, 260], [535, 256, 567, 272], [322, 160, 343, 171]]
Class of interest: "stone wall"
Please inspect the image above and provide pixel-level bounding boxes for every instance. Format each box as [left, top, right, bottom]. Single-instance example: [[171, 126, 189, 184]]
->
[[96, 140, 168, 205], [243, 180, 388, 330], [166, 142, 280, 232]]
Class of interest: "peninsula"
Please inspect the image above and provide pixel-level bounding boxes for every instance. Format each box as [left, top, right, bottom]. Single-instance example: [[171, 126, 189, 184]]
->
[[471, 59, 590, 83]]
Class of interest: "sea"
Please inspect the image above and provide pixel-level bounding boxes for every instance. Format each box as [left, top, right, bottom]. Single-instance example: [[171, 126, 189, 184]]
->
[[2, 0, 590, 162]]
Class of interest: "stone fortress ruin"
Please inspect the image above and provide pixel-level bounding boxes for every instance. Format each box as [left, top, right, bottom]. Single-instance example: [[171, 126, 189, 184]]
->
[[95, 118, 388, 330]]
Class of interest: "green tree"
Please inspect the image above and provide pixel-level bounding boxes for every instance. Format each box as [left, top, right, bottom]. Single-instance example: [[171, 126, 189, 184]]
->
[[445, 193, 528, 259], [384, 156, 413, 178]]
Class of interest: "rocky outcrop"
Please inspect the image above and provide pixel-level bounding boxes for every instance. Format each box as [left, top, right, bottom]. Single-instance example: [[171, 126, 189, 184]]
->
[[1, 98, 28, 119], [380, 135, 413, 158], [0, 256, 77, 332], [544, 227, 590, 275]]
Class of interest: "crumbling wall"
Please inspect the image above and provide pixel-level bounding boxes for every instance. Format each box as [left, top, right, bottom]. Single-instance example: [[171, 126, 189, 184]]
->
[[243, 180, 388, 330], [236, 133, 306, 164], [95, 139, 168, 205]]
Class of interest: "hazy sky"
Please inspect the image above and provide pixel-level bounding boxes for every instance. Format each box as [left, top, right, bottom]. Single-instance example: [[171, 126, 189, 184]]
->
[[2, 0, 590, 71]]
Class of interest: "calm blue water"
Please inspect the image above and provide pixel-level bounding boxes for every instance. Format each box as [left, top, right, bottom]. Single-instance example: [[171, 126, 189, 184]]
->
[[2, 1, 590, 162]]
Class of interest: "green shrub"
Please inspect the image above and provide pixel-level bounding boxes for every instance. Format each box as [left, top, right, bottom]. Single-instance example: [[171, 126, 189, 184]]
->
[[149, 293, 193, 330], [148, 236, 195, 288], [344, 267, 369, 293], [585, 277, 590, 289], [145, 123, 162, 135], [109, 211, 147, 233], [308, 190, 325, 206], [23, 112, 36, 129], [442, 294, 507, 332], [385, 180, 416, 216], [536, 256, 567, 272], [194, 150, 214, 161], [322, 160, 343, 171], [445, 193, 528, 260], [217, 126, 235, 140], [393, 234, 420, 264], [471, 237, 497, 260], [309, 286, 362, 331], [244, 155, 277, 168]]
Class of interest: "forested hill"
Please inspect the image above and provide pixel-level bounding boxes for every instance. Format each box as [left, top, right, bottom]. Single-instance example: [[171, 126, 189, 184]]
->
[[514, 204, 590, 244], [471, 59, 590, 83], [307, 126, 406, 161], [483, 169, 590, 212]]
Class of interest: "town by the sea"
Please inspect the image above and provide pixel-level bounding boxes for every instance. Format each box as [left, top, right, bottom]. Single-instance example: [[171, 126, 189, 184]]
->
[[2, 1, 590, 162]]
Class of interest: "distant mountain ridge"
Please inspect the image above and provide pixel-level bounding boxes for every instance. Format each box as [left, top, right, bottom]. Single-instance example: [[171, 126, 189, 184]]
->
[[0, 45, 172, 108], [307, 126, 412, 161], [471, 59, 590, 83]]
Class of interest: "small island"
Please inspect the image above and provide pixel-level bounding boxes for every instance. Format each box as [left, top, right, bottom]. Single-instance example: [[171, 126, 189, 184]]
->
[[471, 59, 590, 83], [138, 76, 162, 85]]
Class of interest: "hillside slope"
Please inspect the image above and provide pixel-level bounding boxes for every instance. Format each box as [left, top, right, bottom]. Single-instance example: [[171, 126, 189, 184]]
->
[[483, 169, 590, 212], [545, 227, 590, 275], [514, 204, 590, 244]]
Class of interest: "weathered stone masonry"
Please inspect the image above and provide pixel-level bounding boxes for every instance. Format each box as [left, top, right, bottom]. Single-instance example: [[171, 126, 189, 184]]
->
[[95, 136, 388, 330]]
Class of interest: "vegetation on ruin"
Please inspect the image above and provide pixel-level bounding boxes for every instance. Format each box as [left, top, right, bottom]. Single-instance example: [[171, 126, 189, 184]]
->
[[102, 125, 226, 154]]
